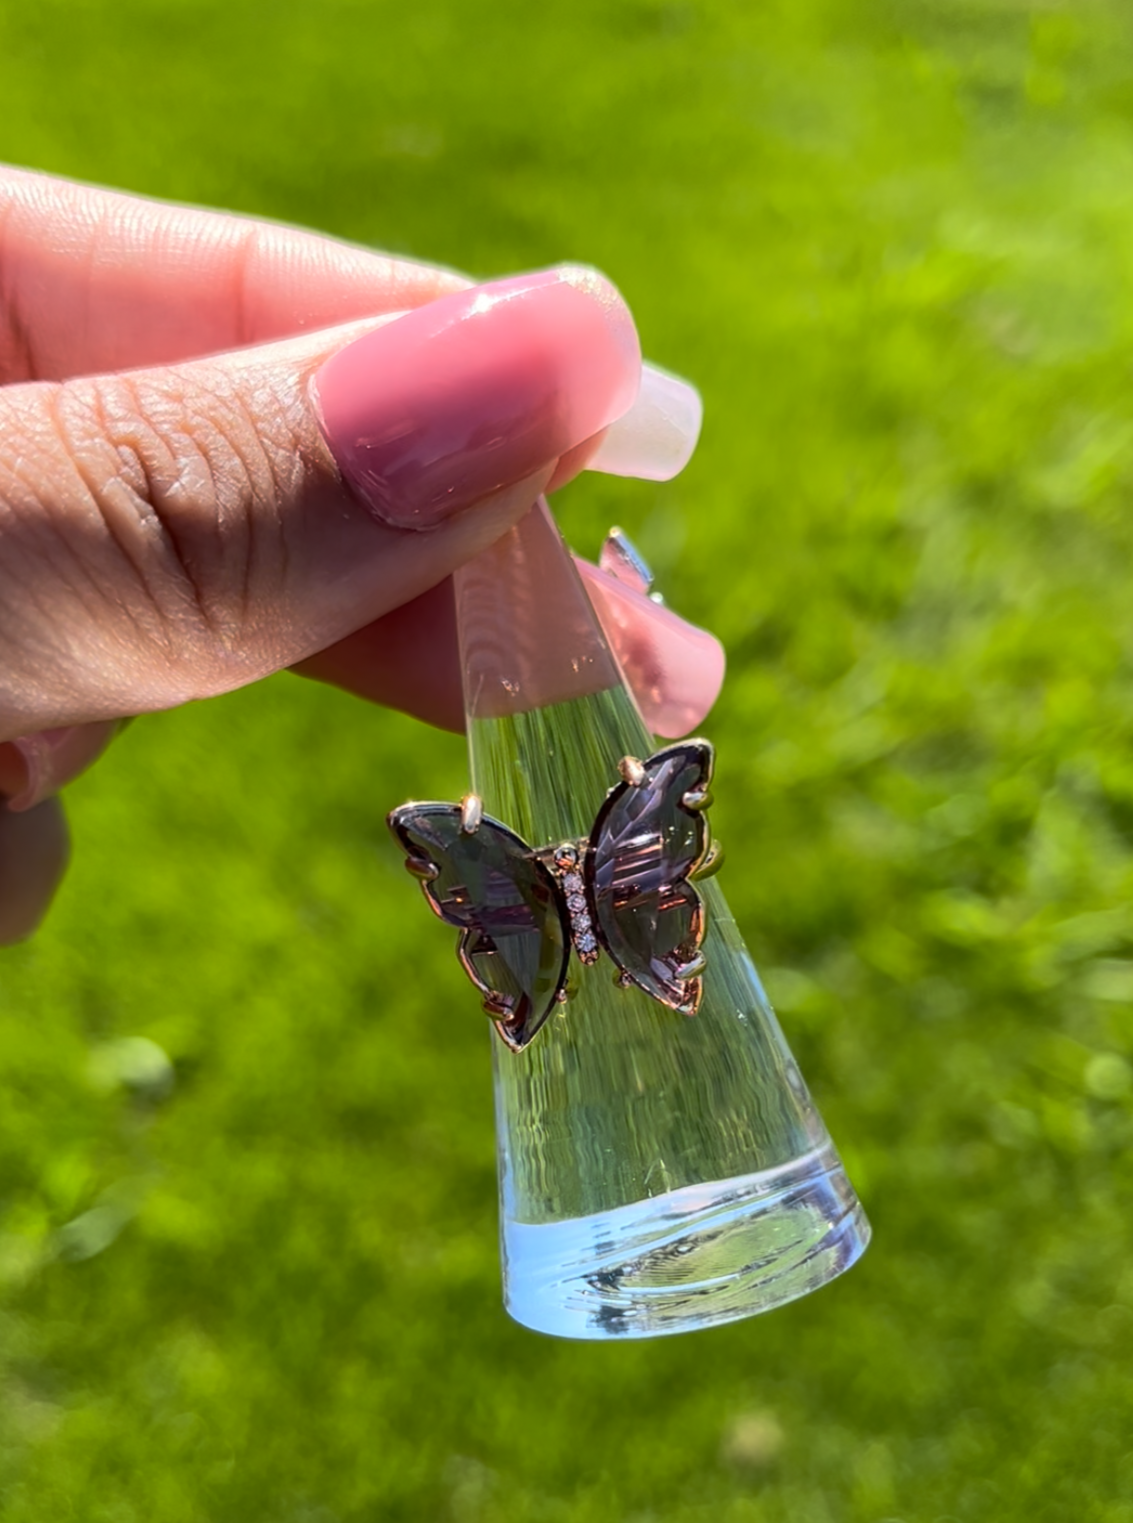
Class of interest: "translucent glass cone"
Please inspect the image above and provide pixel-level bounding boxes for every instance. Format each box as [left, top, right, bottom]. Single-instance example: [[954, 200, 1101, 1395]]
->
[[454, 502, 869, 1340]]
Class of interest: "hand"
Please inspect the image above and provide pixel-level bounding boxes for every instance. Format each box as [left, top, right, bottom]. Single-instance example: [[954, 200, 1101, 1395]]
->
[[0, 168, 721, 941]]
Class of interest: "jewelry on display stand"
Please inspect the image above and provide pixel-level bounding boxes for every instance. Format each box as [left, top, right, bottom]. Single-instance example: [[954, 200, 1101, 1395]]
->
[[389, 499, 870, 1340]]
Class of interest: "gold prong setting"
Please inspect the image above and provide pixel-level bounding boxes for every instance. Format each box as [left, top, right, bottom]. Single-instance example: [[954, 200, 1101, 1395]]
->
[[404, 857, 439, 882], [618, 755, 646, 787], [460, 793, 483, 834], [682, 788, 712, 811], [690, 839, 725, 881], [674, 951, 707, 982]]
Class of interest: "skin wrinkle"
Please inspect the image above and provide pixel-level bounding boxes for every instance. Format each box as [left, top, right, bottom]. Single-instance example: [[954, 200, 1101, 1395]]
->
[[0, 480, 111, 732], [63, 363, 298, 667], [0, 375, 235, 726], [234, 347, 348, 653], [75, 351, 335, 690], [0, 497, 49, 721], [18, 391, 141, 633], [46, 378, 201, 644], [142, 393, 267, 652], [161, 368, 264, 644], [163, 360, 307, 650], [207, 363, 295, 639], [241, 383, 297, 648]]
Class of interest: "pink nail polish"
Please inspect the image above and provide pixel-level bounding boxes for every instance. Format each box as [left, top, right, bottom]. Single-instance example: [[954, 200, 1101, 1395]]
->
[[576, 561, 726, 738], [311, 267, 641, 529]]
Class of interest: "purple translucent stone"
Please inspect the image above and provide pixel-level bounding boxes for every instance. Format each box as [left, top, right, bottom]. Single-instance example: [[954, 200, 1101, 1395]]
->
[[585, 741, 712, 1010], [387, 803, 570, 1050]]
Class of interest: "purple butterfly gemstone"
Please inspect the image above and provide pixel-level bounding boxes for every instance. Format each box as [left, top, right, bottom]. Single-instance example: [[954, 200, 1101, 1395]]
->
[[388, 804, 570, 1051], [586, 742, 712, 1014], [388, 741, 716, 1050]]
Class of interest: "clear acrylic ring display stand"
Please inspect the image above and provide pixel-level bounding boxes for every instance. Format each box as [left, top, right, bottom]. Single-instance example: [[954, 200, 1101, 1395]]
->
[[439, 499, 870, 1339]]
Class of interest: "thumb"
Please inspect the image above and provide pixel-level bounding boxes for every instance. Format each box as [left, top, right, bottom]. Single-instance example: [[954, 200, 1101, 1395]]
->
[[0, 266, 640, 739]]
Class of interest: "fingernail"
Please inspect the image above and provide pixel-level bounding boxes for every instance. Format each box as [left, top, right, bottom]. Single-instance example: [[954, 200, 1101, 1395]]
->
[[311, 267, 642, 529], [585, 363, 702, 482], [576, 560, 725, 738], [3, 723, 119, 812]]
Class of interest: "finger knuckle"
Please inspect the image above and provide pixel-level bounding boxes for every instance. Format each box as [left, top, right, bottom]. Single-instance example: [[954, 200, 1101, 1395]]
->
[[0, 357, 314, 720], [55, 367, 302, 670]]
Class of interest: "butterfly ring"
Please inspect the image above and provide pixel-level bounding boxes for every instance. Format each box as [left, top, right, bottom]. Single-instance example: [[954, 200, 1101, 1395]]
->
[[388, 740, 724, 1052]]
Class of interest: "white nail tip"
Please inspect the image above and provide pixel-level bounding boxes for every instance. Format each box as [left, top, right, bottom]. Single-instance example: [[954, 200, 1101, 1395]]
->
[[587, 363, 703, 482]]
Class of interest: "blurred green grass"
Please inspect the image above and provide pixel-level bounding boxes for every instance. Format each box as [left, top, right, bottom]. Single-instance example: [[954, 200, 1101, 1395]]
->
[[3, 0, 1133, 1516]]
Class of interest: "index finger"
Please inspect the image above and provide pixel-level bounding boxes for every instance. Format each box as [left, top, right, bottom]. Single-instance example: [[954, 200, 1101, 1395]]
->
[[0, 166, 468, 384]]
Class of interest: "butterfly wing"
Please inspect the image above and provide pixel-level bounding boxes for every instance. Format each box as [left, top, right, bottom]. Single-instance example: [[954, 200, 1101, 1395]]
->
[[585, 741, 714, 1015], [387, 803, 570, 1051]]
